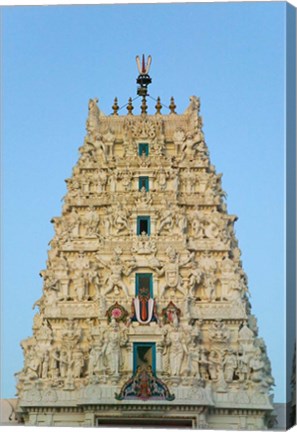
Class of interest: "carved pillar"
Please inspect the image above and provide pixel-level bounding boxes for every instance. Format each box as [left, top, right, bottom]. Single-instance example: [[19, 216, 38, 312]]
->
[[156, 343, 163, 374], [221, 274, 233, 300], [150, 215, 158, 237], [60, 279, 69, 299], [126, 342, 133, 375]]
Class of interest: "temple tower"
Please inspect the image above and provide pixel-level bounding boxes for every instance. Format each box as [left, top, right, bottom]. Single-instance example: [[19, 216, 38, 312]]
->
[[16, 57, 275, 429]]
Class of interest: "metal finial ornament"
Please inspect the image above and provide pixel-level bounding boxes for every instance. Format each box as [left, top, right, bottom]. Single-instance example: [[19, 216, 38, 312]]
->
[[127, 97, 134, 115], [155, 97, 162, 114], [141, 96, 148, 115], [169, 97, 176, 114], [136, 54, 152, 97], [112, 97, 119, 115]]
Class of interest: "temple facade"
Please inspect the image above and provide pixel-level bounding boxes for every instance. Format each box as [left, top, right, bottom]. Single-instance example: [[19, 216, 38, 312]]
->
[[15, 63, 275, 429]]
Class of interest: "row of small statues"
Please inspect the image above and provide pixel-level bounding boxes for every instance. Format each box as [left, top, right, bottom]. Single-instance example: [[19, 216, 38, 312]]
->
[[18, 319, 273, 394], [65, 166, 225, 197], [38, 248, 248, 303], [52, 205, 235, 241]]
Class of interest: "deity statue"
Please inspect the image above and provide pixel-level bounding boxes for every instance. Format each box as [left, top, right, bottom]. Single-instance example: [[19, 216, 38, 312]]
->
[[74, 272, 86, 301], [249, 351, 265, 384], [187, 261, 204, 298], [97, 169, 108, 193], [64, 207, 80, 238], [171, 168, 180, 193], [73, 251, 90, 272], [208, 350, 220, 381], [62, 319, 81, 349], [223, 350, 237, 383], [58, 351, 68, 379], [24, 346, 41, 380], [104, 207, 113, 237], [96, 252, 136, 297], [136, 187, 153, 207], [84, 261, 101, 299], [157, 202, 174, 234], [236, 349, 250, 383], [42, 269, 60, 294], [88, 341, 105, 378], [186, 339, 200, 378], [176, 207, 188, 236], [108, 169, 118, 193], [191, 206, 204, 238], [83, 206, 100, 236], [114, 203, 130, 235], [72, 351, 85, 379], [104, 318, 128, 377], [41, 351, 50, 379], [154, 168, 169, 191], [163, 320, 188, 377], [203, 274, 217, 301], [121, 168, 133, 191], [208, 320, 230, 346], [199, 349, 210, 380], [154, 247, 194, 297]]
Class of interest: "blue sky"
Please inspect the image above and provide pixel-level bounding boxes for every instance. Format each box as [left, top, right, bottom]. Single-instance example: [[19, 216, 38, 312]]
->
[[1, 2, 289, 402]]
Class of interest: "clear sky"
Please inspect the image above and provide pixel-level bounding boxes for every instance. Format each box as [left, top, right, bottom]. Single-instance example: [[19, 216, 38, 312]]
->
[[1, 2, 289, 402]]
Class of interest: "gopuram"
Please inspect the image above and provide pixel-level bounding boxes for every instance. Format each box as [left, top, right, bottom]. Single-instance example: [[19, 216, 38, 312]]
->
[[15, 56, 275, 429]]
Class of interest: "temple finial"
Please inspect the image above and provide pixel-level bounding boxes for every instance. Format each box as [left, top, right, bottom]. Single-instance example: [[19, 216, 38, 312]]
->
[[169, 97, 176, 114], [136, 54, 152, 97], [112, 97, 119, 115], [155, 97, 162, 115]]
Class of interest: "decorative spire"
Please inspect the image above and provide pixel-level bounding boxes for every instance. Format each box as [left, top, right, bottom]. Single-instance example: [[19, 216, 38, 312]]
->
[[141, 96, 148, 115], [155, 97, 162, 115], [169, 97, 176, 114], [126, 97, 134, 115], [136, 54, 152, 97], [112, 97, 119, 115]]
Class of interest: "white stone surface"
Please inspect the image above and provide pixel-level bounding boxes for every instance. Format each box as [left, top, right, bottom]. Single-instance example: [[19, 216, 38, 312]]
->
[[15, 95, 275, 429]]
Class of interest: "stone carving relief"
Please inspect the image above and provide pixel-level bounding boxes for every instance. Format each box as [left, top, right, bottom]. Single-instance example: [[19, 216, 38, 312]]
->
[[129, 118, 157, 140], [113, 202, 131, 235], [186, 261, 204, 298], [104, 318, 128, 378], [119, 167, 133, 191], [135, 187, 153, 207], [81, 206, 100, 237], [153, 247, 194, 297], [97, 169, 108, 193], [17, 94, 274, 429], [162, 317, 188, 381], [157, 202, 175, 234], [102, 130, 115, 158], [132, 232, 157, 255], [86, 98, 100, 134], [95, 250, 136, 297], [173, 128, 186, 154], [154, 168, 170, 191]]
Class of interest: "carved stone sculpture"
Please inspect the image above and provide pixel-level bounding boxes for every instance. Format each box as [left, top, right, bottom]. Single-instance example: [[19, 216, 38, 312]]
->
[[16, 93, 274, 428]]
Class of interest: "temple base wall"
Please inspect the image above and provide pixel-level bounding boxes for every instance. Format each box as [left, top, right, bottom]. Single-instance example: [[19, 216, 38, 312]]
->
[[19, 404, 273, 429]]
